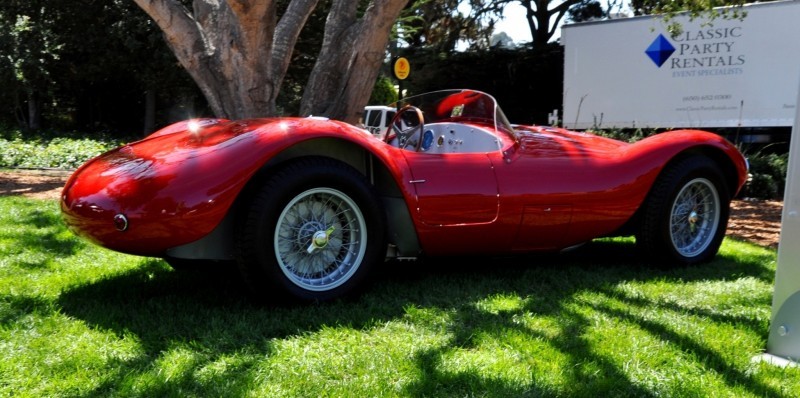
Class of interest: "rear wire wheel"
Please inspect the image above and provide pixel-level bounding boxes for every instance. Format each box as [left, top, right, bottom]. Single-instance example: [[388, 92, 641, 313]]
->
[[236, 157, 386, 303], [637, 155, 730, 265]]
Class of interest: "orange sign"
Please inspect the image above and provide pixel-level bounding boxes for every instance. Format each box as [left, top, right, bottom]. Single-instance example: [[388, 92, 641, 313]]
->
[[393, 57, 410, 80]]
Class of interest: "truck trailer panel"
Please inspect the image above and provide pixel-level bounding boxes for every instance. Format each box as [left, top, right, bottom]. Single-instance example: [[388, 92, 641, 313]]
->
[[562, 0, 800, 130]]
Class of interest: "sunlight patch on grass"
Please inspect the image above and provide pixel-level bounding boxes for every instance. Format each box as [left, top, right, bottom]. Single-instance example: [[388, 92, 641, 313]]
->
[[0, 311, 144, 397], [250, 321, 450, 397], [475, 293, 527, 314], [0, 197, 143, 298]]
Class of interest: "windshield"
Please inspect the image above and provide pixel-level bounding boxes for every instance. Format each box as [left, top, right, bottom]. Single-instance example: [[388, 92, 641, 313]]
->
[[389, 89, 516, 141]]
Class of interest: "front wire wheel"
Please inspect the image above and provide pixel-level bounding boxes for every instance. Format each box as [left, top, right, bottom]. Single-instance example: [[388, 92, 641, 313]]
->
[[274, 188, 367, 292], [236, 157, 386, 303], [668, 178, 721, 258], [637, 155, 730, 265]]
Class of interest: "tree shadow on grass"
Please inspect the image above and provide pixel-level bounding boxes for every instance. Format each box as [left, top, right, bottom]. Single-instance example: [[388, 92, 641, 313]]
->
[[57, 257, 419, 396], [0, 198, 83, 268], [56, 238, 784, 397], [392, 240, 782, 396], [0, 294, 55, 326]]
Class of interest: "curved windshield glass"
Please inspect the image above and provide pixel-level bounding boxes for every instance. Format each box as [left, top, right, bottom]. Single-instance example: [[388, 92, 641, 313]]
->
[[389, 89, 516, 142]]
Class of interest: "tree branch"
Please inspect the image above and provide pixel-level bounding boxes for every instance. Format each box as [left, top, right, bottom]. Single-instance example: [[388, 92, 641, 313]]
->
[[225, 0, 275, 59], [132, 0, 207, 68], [272, 0, 320, 83]]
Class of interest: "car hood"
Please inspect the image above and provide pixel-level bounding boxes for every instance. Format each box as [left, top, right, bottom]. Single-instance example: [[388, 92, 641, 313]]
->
[[513, 125, 628, 158]]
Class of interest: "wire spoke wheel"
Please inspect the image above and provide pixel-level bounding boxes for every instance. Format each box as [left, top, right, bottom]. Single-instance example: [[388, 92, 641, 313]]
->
[[236, 157, 386, 302], [668, 177, 721, 258], [274, 188, 367, 292], [637, 155, 730, 265]]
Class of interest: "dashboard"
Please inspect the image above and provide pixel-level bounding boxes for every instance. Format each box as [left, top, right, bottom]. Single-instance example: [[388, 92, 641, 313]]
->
[[415, 122, 502, 154]]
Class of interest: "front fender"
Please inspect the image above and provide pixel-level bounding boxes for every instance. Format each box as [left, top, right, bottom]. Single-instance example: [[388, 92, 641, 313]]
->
[[625, 130, 748, 196]]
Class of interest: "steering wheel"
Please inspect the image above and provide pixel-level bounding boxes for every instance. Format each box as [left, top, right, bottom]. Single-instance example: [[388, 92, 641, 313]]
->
[[384, 105, 424, 151]]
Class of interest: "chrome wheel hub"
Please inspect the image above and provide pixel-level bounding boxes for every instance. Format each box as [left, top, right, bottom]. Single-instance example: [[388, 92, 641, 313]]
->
[[688, 210, 699, 232], [312, 230, 329, 248]]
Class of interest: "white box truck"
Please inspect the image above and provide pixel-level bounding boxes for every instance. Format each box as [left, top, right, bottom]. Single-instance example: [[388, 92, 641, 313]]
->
[[561, 0, 800, 134], [363, 105, 396, 136]]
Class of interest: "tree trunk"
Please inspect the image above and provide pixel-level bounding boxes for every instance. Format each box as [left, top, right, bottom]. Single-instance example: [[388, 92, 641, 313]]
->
[[299, 0, 407, 124], [521, 0, 581, 50], [27, 90, 42, 130], [133, 0, 405, 124], [144, 89, 156, 135], [533, 0, 551, 49], [133, 0, 318, 120]]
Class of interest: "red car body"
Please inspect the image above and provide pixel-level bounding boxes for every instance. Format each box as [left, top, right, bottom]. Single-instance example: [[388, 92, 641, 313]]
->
[[61, 90, 748, 301]]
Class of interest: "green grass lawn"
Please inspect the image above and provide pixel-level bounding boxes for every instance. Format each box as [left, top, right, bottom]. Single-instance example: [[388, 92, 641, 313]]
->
[[1, 195, 799, 397]]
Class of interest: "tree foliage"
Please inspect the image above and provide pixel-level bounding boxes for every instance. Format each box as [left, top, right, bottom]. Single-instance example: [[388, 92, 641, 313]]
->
[[396, 0, 599, 51], [631, 0, 749, 16], [1, 0, 750, 136], [401, 43, 564, 125], [398, 0, 502, 53], [567, 0, 606, 22], [516, 0, 593, 48], [0, 0, 202, 134], [630, 0, 754, 36], [0, 0, 62, 129], [368, 76, 399, 105]]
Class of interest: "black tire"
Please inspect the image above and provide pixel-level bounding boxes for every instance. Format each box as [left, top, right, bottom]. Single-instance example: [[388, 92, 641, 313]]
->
[[236, 157, 387, 303], [636, 155, 731, 265]]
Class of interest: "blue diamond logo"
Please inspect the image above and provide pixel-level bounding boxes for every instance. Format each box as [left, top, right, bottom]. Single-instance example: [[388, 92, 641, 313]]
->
[[645, 34, 675, 68]]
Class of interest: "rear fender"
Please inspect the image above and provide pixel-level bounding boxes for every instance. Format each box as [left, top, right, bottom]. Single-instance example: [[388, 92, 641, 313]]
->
[[170, 136, 422, 260], [250, 137, 423, 258]]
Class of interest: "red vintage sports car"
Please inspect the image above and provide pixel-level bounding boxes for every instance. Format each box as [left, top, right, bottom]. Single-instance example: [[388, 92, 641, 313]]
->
[[61, 89, 748, 302]]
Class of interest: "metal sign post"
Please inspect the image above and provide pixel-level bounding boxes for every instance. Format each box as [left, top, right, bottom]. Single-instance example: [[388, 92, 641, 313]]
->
[[756, 75, 800, 367]]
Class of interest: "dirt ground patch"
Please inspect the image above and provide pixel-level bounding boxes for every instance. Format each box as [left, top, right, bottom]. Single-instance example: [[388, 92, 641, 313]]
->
[[728, 198, 783, 249], [1, 169, 72, 201], [0, 169, 784, 249]]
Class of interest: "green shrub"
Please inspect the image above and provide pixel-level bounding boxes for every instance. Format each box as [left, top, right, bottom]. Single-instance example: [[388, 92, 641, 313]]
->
[[744, 173, 778, 199], [368, 76, 398, 106], [742, 151, 788, 200], [0, 130, 127, 170], [590, 128, 658, 143]]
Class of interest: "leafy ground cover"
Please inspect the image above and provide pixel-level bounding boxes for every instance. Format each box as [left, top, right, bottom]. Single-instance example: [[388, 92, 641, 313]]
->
[[0, 130, 130, 170], [1, 196, 799, 397]]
